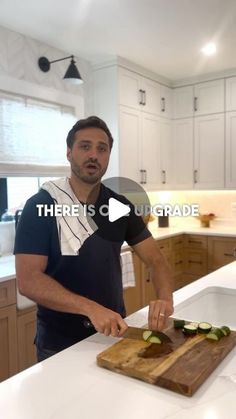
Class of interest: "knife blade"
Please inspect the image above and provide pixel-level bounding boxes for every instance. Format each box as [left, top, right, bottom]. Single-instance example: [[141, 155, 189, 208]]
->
[[123, 326, 173, 343]]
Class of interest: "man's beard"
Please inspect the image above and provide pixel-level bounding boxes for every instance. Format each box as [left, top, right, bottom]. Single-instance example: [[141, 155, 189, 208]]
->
[[70, 159, 107, 185]]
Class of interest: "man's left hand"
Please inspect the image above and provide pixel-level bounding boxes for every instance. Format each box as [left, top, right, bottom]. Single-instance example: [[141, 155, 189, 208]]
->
[[148, 299, 174, 331]]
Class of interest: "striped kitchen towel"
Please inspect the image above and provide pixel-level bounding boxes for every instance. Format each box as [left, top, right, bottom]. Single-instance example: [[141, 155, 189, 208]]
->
[[121, 251, 136, 289], [41, 177, 97, 255]]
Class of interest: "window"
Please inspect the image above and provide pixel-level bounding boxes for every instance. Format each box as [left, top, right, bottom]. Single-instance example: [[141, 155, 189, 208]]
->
[[0, 91, 77, 176], [0, 176, 59, 218]]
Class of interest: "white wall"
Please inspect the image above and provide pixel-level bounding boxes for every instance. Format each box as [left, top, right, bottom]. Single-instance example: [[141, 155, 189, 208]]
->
[[0, 25, 93, 115]]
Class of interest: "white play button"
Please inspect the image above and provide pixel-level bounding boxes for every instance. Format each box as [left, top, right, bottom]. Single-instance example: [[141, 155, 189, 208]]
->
[[108, 198, 130, 222]]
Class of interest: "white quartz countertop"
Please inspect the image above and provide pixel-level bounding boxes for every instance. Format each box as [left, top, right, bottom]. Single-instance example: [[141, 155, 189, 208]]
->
[[1, 261, 236, 419]]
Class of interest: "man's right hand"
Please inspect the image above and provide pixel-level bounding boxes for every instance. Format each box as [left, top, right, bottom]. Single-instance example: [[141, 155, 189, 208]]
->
[[87, 302, 128, 337]]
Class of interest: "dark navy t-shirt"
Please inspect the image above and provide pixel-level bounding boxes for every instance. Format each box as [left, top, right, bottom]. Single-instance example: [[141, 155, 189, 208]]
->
[[14, 183, 151, 351]]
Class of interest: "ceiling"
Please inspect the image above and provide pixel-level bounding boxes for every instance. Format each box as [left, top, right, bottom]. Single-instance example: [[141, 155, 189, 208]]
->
[[1, 0, 236, 81]]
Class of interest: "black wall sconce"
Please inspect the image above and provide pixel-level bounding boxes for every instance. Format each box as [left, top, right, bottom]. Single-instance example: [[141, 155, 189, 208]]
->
[[38, 55, 83, 85]]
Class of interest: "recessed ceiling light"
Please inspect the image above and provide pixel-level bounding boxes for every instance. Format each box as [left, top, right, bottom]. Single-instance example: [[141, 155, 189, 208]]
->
[[201, 42, 216, 56]]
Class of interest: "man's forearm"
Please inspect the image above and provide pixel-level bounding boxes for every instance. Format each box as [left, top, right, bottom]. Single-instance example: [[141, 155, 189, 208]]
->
[[149, 253, 173, 301], [18, 271, 96, 317]]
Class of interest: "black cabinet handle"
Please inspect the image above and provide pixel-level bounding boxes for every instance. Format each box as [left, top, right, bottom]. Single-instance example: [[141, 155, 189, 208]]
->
[[161, 97, 165, 112]]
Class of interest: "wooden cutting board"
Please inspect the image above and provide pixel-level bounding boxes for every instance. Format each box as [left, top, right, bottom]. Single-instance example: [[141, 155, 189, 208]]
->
[[97, 321, 236, 396]]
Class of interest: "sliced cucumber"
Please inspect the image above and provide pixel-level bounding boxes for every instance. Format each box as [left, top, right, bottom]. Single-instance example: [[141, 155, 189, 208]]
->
[[143, 330, 162, 344], [143, 330, 152, 341], [148, 335, 161, 344], [174, 319, 186, 329], [206, 332, 220, 341], [183, 324, 198, 335], [221, 326, 231, 336], [190, 322, 199, 329], [216, 328, 225, 338], [198, 322, 212, 334], [206, 327, 224, 341]]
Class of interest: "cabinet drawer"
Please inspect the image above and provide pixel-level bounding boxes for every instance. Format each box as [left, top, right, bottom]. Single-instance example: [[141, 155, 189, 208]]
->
[[172, 235, 184, 250], [184, 250, 207, 275], [184, 234, 207, 249], [0, 280, 16, 308]]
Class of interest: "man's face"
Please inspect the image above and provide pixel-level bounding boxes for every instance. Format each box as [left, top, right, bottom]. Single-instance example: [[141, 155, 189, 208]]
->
[[67, 127, 111, 184]]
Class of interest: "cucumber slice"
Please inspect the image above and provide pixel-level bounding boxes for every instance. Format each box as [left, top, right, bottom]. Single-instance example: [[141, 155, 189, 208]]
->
[[148, 335, 161, 344], [190, 322, 199, 328], [221, 326, 231, 336], [206, 332, 220, 341], [198, 322, 212, 334], [206, 327, 223, 341], [215, 328, 225, 338], [143, 330, 152, 341], [174, 319, 186, 329], [183, 324, 198, 335]]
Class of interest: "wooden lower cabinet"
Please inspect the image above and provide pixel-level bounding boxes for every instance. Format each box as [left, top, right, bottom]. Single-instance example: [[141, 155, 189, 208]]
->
[[208, 236, 236, 271], [17, 308, 37, 372], [0, 304, 18, 382], [183, 234, 208, 280]]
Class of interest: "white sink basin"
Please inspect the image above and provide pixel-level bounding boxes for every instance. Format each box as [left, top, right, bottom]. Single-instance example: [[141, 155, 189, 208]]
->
[[174, 286, 236, 329]]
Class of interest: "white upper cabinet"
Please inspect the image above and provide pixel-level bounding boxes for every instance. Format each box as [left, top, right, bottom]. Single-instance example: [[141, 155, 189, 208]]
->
[[159, 117, 173, 188], [226, 77, 236, 111], [225, 112, 236, 188], [160, 85, 173, 118], [119, 106, 141, 183], [141, 112, 161, 188], [119, 106, 162, 188], [119, 68, 161, 116], [194, 113, 225, 189], [119, 69, 141, 110], [173, 118, 194, 189], [173, 86, 194, 119], [193, 79, 224, 116]]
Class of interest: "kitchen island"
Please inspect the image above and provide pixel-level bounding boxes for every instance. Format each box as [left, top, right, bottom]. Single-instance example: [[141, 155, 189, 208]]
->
[[0, 261, 236, 419]]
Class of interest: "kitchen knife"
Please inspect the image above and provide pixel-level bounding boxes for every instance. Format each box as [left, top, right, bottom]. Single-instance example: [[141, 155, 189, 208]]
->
[[123, 326, 173, 343]]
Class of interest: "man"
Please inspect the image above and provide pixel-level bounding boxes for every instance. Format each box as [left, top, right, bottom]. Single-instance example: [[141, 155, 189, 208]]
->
[[15, 116, 173, 361]]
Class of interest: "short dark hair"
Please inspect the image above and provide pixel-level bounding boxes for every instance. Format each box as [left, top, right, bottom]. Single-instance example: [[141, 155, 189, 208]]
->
[[66, 116, 113, 149]]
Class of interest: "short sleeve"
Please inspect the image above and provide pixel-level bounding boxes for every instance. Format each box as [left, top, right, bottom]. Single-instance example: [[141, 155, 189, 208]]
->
[[14, 193, 53, 256], [125, 203, 152, 246]]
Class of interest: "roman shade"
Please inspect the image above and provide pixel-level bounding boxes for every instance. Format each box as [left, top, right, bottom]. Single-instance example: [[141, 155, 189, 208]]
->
[[0, 91, 77, 176]]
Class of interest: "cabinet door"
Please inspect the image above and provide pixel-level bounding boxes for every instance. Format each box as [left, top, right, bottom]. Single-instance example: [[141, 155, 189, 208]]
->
[[119, 106, 141, 182], [119, 68, 141, 109], [160, 117, 173, 188], [184, 250, 207, 276], [226, 76, 236, 111], [141, 77, 161, 116], [0, 305, 18, 381], [173, 118, 193, 189], [194, 113, 224, 189], [17, 309, 37, 372], [141, 112, 161, 188], [160, 85, 172, 118], [226, 112, 236, 188], [208, 236, 236, 271], [173, 86, 194, 118], [194, 79, 224, 116]]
